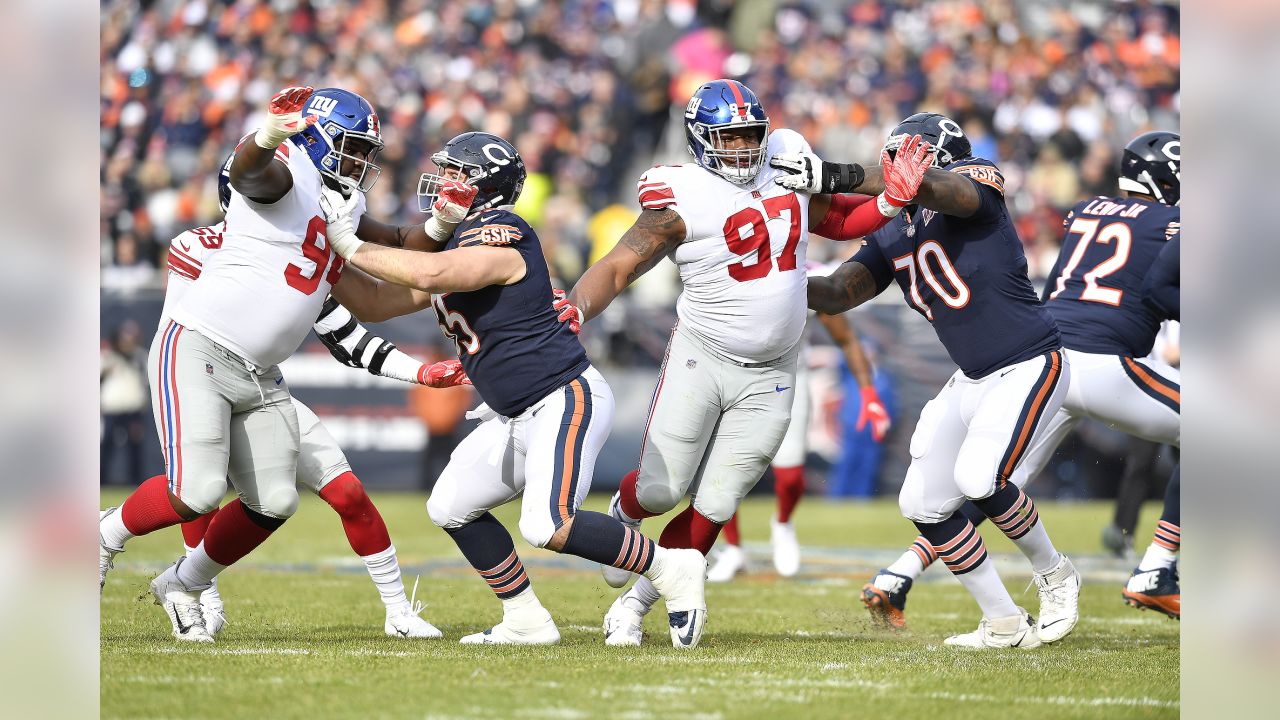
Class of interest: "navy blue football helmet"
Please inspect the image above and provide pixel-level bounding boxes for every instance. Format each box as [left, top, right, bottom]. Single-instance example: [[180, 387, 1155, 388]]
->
[[295, 88, 384, 194], [683, 79, 771, 184], [217, 151, 233, 214], [1119, 131, 1180, 206], [417, 132, 526, 214], [884, 112, 972, 168]]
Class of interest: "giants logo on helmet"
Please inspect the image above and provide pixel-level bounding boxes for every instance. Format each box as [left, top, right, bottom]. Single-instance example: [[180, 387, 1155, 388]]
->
[[309, 96, 339, 118]]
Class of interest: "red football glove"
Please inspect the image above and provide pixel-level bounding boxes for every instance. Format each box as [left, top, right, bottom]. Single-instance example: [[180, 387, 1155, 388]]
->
[[880, 134, 933, 208], [552, 289, 583, 334], [418, 358, 472, 388], [255, 86, 318, 150], [432, 180, 479, 224], [856, 385, 891, 442]]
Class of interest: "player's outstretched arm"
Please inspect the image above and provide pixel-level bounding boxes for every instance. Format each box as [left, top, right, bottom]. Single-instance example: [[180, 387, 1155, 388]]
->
[[230, 86, 317, 204], [567, 208, 686, 323], [345, 243, 525, 294], [808, 261, 881, 315], [331, 264, 433, 323], [354, 180, 477, 252], [313, 297, 470, 387]]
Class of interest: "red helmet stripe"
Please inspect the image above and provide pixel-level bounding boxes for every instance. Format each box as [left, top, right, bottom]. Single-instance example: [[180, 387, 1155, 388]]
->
[[726, 80, 747, 117]]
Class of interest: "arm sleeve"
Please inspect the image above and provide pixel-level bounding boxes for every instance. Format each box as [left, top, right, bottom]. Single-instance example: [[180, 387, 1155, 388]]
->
[[811, 194, 893, 240], [849, 241, 895, 295], [313, 299, 431, 384], [1141, 234, 1180, 321]]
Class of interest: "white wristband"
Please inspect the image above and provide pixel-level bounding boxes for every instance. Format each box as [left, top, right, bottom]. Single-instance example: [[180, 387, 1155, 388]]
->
[[254, 126, 285, 150], [328, 229, 365, 260], [424, 215, 460, 244], [876, 193, 903, 218]]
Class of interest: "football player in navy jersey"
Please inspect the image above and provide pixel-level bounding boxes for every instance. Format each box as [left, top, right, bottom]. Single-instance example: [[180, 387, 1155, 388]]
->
[[772, 113, 1080, 648], [321, 132, 710, 648], [840, 131, 1184, 626]]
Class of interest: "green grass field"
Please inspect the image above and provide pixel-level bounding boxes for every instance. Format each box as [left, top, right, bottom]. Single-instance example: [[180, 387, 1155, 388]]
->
[[100, 491, 1179, 719]]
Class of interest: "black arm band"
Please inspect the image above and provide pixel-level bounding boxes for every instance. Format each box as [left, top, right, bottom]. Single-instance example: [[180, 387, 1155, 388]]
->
[[351, 333, 376, 368], [367, 340, 396, 375], [825, 162, 865, 194]]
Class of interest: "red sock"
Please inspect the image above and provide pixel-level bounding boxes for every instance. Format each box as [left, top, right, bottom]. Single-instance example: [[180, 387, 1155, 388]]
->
[[180, 511, 215, 549], [202, 499, 281, 566], [722, 513, 741, 546], [120, 474, 185, 536], [618, 469, 659, 520], [774, 465, 805, 523], [658, 505, 723, 555], [319, 472, 392, 557]]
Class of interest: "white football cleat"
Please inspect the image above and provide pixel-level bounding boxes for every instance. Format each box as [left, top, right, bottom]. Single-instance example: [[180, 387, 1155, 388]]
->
[[602, 595, 644, 647], [601, 491, 640, 589], [645, 548, 708, 649], [150, 558, 213, 643], [1034, 554, 1081, 643], [459, 606, 560, 645], [386, 604, 444, 639], [707, 544, 748, 583], [99, 507, 122, 592], [944, 608, 1041, 649], [199, 577, 228, 637], [771, 519, 801, 577]]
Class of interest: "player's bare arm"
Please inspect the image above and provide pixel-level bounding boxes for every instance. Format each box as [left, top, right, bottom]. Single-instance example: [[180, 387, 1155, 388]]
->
[[816, 312, 874, 388], [331, 264, 433, 323], [346, 244, 525, 294], [567, 208, 686, 322], [230, 86, 318, 204], [355, 214, 447, 252], [808, 261, 880, 315]]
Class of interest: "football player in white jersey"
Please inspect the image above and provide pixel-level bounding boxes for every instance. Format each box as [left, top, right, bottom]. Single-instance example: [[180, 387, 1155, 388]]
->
[[98, 86, 465, 642], [156, 161, 470, 638], [557, 79, 931, 646], [707, 308, 890, 581]]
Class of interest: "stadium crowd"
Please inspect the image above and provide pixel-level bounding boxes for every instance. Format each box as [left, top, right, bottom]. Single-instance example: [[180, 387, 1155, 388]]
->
[[100, 0, 1178, 295]]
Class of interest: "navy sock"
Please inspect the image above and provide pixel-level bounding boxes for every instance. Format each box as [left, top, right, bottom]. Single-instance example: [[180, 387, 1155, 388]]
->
[[445, 512, 531, 599], [562, 510, 655, 574], [1160, 465, 1180, 527], [970, 484, 1040, 540], [913, 514, 988, 575]]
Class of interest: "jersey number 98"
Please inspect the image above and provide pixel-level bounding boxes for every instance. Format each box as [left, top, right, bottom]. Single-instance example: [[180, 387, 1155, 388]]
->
[[284, 216, 345, 295]]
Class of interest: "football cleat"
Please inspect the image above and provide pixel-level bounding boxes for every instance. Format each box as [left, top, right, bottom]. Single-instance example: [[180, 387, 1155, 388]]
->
[[707, 544, 748, 583], [602, 595, 645, 647], [1123, 565, 1180, 619], [385, 577, 443, 638], [645, 548, 708, 649], [944, 608, 1041, 649], [199, 577, 228, 637], [99, 507, 123, 592], [771, 519, 801, 577], [150, 558, 213, 643], [459, 606, 560, 645], [861, 569, 913, 629], [601, 492, 640, 588], [1034, 554, 1081, 643]]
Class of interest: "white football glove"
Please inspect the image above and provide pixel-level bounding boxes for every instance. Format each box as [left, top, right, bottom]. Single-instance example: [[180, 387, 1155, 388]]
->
[[769, 151, 825, 193], [319, 188, 364, 259], [254, 86, 318, 150]]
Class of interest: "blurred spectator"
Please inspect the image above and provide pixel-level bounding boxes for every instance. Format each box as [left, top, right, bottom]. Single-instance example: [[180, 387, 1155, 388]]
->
[[408, 356, 474, 490], [100, 321, 149, 485], [101, 0, 1179, 300], [828, 350, 897, 498]]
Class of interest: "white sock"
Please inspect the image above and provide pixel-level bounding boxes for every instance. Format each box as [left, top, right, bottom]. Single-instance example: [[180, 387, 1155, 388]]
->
[[1138, 543, 1178, 572], [184, 544, 199, 558], [100, 510, 133, 551], [622, 576, 660, 616], [500, 586, 543, 617], [885, 548, 926, 580], [955, 558, 1019, 620], [174, 544, 227, 591], [1011, 523, 1061, 574], [361, 544, 409, 612]]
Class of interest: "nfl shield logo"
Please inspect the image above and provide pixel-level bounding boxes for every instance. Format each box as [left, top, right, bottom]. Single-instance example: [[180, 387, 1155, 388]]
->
[[206, 362, 214, 375], [686, 359, 697, 369]]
